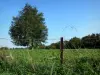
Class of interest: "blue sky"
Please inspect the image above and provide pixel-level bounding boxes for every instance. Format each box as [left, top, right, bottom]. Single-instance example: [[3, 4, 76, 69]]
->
[[0, 0, 100, 47]]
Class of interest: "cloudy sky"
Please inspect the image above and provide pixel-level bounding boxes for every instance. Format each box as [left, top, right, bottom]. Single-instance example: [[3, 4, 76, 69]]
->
[[0, 0, 100, 47]]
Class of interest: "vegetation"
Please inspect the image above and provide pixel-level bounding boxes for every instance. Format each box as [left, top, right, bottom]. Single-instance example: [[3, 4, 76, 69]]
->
[[2, 3, 100, 75], [8, 3, 100, 50], [81, 33, 100, 48], [46, 33, 100, 49], [9, 4, 48, 49], [0, 49, 100, 75], [0, 47, 9, 50]]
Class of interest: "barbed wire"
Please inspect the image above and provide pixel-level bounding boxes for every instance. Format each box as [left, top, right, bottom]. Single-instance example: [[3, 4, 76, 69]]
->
[[62, 25, 77, 32], [0, 37, 70, 43], [0, 38, 11, 40]]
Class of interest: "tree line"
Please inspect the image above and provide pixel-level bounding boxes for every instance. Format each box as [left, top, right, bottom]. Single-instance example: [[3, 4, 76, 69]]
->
[[40, 33, 100, 49]]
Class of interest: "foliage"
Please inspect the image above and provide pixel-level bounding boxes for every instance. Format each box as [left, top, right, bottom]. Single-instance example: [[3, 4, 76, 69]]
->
[[81, 33, 100, 48], [68, 37, 81, 49], [46, 41, 60, 49], [46, 33, 100, 49], [9, 3, 48, 49]]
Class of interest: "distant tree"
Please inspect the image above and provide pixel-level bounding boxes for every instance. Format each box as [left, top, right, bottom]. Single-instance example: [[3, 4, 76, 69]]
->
[[39, 44, 46, 49], [49, 43, 57, 49], [51, 45, 56, 49], [95, 33, 100, 48], [45, 33, 100, 49], [45, 46, 50, 49], [9, 4, 48, 49], [68, 37, 81, 49], [48, 41, 60, 49], [81, 35, 90, 48], [81, 33, 100, 48], [0, 47, 9, 50], [63, 40, 69, 49], [54, 41, 60, 49]]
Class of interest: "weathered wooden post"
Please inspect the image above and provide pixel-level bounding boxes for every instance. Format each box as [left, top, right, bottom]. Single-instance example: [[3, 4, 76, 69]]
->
[[60, 37, 63, 65]]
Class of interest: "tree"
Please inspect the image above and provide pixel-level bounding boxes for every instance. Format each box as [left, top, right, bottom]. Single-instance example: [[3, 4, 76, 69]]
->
[[49, 43, 57, 49], [9, 4, 48, 49], [53, 41, 60, 49], [68, 37, 81, 49], [81, 33, 100, 48], [95, 33, 100, 48], [63, 40, 69, 49]]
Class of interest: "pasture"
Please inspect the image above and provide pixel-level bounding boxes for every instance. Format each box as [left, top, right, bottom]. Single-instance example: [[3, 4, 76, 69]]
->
[[0, 49, 100, 75]]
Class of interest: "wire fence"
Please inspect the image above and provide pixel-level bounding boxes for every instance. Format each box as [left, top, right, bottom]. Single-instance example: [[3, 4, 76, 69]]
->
[[0, 25, 79, 48], [0, 25, 100, 49], [0, 36, 100, 49], [0, 37, 65, 48]]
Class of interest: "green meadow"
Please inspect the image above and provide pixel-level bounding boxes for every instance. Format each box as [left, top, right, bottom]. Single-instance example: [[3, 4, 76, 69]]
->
[[0, 49, 100, 75]]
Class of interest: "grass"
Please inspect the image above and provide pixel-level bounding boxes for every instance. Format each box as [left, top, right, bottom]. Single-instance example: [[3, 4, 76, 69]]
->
[[0, 49, 100, 75]]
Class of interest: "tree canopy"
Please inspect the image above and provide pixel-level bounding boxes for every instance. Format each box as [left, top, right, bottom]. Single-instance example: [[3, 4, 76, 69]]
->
[[9, 4, 48, 49], [81, 33, 100, 48]]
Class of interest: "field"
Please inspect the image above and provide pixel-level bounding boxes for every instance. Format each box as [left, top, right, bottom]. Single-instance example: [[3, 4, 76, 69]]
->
[[0, 49, 100, 75]]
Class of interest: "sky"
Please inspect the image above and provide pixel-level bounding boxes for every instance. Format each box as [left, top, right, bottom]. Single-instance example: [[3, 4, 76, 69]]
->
[[0, 0, 100, 48]]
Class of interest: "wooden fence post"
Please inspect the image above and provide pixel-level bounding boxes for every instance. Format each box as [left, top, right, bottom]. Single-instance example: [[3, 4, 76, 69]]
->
[[60, 37, 63, 65]]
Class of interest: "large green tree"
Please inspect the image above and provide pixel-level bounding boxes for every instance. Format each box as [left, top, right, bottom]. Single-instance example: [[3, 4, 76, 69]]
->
[[9, 4, 48, 49]]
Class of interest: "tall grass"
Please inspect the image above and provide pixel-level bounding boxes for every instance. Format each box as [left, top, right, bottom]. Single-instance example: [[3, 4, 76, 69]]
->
[[0, 49, 100, 75]]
